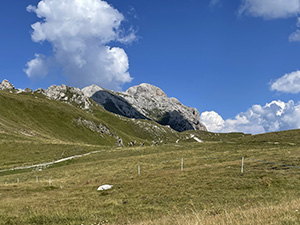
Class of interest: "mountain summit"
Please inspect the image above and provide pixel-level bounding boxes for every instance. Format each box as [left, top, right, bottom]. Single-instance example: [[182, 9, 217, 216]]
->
[[82, 83, 207, 132], [0, 79, 206, 133]]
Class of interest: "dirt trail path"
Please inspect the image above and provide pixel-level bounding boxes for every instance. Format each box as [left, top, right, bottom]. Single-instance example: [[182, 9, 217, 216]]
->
[[0, 149, 108, 173]]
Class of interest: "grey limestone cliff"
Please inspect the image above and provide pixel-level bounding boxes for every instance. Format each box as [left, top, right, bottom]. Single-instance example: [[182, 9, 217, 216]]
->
[[82, 83, 207, 132]]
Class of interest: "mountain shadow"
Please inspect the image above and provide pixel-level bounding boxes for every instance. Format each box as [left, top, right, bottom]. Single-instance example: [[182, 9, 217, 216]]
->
[[91, 91, 196, 132], [90, 90, 149, 120], [158, 111, 194, 132]]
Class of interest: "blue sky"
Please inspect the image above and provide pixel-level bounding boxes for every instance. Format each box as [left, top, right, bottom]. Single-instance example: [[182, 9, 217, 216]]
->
[[1, 0, 300, 134]]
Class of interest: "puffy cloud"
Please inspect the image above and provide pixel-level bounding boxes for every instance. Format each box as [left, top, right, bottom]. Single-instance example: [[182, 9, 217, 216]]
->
[[200, 111, 225, 131], [270, 70, 300, 93], [25, 0, 136, 90], [238, 0, 300, 19], [238, 0, 300, 42], [289, 18, 300, 41], [289, 30, 300, 41], [24, 54, 49, 78], [200, 100, 300, 134]]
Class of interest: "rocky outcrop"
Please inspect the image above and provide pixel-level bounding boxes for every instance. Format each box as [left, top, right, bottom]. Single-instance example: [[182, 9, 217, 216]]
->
[[82, 83, 207, 132], [76, 117, 123, 146], [38, 84, 91, 109], [82, 85, 147, 119], [76, 117, 111, 135], [0, 79, 14, 90], [122, 83, 206, 132]]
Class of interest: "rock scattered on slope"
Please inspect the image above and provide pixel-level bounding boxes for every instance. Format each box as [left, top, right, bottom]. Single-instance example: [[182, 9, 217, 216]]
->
[[76, 117, 111, 136]]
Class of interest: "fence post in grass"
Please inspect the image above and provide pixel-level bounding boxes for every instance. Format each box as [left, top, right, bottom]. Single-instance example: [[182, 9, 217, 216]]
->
[[36, 176, 38, 183], [49, 178, 52, 186], [17, 178, 19, 184], [138, 165, 140, 176], [241, 157, 244, 174], [181, 158, 184, 171]]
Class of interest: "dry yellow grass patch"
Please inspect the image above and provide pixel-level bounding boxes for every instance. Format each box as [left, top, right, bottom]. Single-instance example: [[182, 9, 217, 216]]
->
[[134, 199, 300, 225]]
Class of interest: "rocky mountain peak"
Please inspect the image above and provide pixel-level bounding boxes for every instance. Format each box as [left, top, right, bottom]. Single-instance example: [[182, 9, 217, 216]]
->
[[82, 84, 104, 98], [126, 83, 167, 98], [82, 83, 207, 132], [0, 79, 206, 132], [0, 79, 14, 90]]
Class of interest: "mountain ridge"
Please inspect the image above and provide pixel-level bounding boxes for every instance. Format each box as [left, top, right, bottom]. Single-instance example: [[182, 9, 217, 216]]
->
[[0, 79, 206, 133], [83, 83, 207, 132]]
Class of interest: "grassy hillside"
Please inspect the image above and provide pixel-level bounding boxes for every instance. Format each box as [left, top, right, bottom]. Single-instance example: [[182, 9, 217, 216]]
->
[[0, 90, 181, 169], [0, 90, 180, 144], [238, 129, 300, 144], [1, 89, 300, 224]]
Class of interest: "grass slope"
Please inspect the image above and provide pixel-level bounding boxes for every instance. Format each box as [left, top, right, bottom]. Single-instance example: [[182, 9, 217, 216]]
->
[[0, 90, 179, 169], [1, 89, 300, 224]]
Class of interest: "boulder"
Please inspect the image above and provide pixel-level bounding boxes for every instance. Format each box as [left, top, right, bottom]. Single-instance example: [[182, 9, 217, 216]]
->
[[97, 184, 113, 191]]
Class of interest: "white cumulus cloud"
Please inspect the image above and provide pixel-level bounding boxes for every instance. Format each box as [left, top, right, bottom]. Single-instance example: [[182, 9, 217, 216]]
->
[[200, 100, 300, 134], [289, 30, 300, 41], [238, 0, 300, 42], [25, 0, 136, 90], [238, 0, 300, 19], [200, 111, 225, 131], [24, 54, 49, 79], [289, 17, 300, 41], [270, 70, 300, 94]]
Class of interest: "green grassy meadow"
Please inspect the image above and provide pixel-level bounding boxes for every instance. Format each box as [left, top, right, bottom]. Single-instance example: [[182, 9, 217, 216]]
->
[[1, 141, 299, 224], [0, 90, 300, 224]]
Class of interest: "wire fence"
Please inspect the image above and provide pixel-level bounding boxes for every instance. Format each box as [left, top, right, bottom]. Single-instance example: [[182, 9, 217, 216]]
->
[[1, 154, 299, 186]]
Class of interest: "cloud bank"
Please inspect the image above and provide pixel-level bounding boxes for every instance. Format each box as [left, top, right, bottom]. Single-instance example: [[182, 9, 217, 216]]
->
[[24, 0, 136, 90], [200, 100, 300, 134], [270, 70, 300, 94], [238, 0, 300, 19]]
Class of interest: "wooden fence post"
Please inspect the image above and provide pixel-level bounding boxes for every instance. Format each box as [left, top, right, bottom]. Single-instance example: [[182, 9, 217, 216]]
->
[[181, 158, 184, 171], [241, 157, 244, 174]]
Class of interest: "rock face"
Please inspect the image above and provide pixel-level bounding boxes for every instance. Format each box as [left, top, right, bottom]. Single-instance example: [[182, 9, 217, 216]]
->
[[82, 85, 147, 119], [82, 83, 207, 132], [38, 84, 91, 109], [0, 79, 14, 90]]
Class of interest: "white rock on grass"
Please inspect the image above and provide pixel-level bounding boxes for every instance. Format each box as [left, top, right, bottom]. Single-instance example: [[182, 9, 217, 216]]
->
[[97, 184, 113, 191], [193, 137, 203, 143]]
